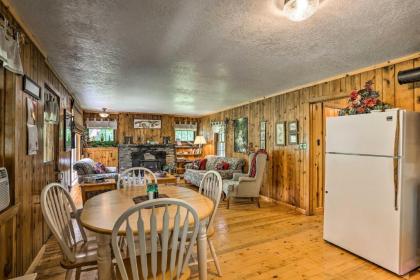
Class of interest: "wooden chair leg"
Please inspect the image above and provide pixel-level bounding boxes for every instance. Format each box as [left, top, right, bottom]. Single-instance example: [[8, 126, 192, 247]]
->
[[65, 269, 73, 280], [208, 239, 222, 277], [226, 197, 230, 209], [75, 267, 81, 280], [256, 197, 260, 208]]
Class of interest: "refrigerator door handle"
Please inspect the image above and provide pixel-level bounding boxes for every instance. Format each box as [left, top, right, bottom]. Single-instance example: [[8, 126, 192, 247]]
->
[[393, 110, 400, 211]]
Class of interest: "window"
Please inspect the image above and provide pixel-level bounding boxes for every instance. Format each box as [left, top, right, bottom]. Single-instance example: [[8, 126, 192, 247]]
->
[[43, 87, 59, 163], [175, 129, 195, 142], [88, 128, 115, 142], [216, 131, 226, 157]]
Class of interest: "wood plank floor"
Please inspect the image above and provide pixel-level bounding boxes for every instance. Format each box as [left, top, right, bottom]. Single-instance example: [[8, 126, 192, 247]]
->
[[33, 184, 420, 280]]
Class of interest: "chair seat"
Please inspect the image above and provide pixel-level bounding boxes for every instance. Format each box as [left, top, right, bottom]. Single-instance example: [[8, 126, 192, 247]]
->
[[61, 237, 98, 269], [222, 180, 238, 196], [116, 252, 191, 280]]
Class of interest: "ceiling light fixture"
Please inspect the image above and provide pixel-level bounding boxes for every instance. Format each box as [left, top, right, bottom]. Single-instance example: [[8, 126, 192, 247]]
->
[[283, 0, 319, 22], [99, 108, 109, 118]]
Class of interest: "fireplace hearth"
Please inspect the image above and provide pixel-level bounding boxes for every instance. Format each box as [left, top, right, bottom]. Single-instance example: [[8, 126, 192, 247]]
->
[[132, 150, 166, 172], [118, 144, 176, 173]]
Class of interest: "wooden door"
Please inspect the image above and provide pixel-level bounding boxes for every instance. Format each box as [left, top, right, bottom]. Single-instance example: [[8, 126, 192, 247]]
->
[[310, 97, 348, 214], [310, 102, 324, 214]]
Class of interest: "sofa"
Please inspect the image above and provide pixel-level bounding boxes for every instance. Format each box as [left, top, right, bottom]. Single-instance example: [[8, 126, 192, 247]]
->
[[184, 155, 245, 187], [73, 158, 118, 183]]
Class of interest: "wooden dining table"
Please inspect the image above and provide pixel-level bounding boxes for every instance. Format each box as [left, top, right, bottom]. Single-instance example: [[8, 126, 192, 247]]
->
[[80, 185, 214, 280]]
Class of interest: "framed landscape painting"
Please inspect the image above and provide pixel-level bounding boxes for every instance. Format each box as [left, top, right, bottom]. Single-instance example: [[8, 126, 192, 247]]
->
[[234, 117, 248, 153]]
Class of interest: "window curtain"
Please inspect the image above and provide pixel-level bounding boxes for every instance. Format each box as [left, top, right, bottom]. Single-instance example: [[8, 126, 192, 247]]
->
[[174, 122, 197, 131], [44, 89, 59, 124], [86, 119, 118, 129], [211, 121, 226, 134]]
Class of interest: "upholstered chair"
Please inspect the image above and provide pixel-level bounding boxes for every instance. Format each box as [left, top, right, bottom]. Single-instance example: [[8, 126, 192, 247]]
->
[[222, 153, 267, 209]]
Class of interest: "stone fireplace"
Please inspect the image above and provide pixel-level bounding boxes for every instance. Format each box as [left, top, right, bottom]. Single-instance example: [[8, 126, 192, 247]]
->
[[131, 150, 166, 171], [119, 144, 175, 173]]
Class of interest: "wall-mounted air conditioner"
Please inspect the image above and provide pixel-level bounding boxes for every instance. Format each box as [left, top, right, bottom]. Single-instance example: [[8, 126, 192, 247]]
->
[[0, 167, 10, 212]]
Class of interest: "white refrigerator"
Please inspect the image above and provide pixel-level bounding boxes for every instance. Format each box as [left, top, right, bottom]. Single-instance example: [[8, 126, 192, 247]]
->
[[323, 109, 420, 275]]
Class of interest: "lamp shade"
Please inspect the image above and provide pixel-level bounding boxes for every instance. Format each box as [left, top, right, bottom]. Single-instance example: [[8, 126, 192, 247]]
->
[[99, 108, 109, 118], [194, 136, 207, 145], [283, 0, 319, 22]]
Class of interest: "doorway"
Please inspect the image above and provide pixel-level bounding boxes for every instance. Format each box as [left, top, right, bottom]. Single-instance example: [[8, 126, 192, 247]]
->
[[71, 133, 81, 186], [309, 97, 348, 214]]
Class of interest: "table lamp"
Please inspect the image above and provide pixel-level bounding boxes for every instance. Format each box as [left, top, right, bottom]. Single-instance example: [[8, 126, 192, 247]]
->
[[194, 136, 207, 154]]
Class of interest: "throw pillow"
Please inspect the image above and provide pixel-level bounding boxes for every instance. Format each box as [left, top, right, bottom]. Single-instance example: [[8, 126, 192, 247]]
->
[[190, 159, 200, 170], [94, 162, 107, 174], [222, 161, 230, 170], [216, 161, 229, 170], [199, 158, 207, 170]]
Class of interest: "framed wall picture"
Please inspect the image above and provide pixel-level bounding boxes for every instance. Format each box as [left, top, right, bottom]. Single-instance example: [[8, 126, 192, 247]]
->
[[275, 122, 286, 146], [234, 117, 248, 153], [64, 109, 73, 151], [23, 75, 41, 100], [288, 121, 298, 134], [134, 119, 161, 129], [288, 133, 299, 145], [288, 120, 299, 145], [260, 121, 266, 150]]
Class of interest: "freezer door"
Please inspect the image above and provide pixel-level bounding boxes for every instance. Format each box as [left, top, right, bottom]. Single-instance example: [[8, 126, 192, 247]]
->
[[326, 110, 401, 156], [323, 153, 402, 274]]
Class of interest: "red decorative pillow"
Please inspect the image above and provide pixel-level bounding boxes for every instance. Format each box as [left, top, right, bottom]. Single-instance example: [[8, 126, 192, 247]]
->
[[222, 161, 230, 170], [199, 158, 207, 170], [94, 162, 107, 174], [216, 161, 229, 170]]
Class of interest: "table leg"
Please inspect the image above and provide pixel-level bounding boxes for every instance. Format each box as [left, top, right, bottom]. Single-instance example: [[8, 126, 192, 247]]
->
[[96, 233, 114, 280], [197, 221, 208, 280]]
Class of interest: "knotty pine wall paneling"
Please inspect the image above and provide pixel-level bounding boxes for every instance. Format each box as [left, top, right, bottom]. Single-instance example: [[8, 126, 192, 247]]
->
[[200, 54, 420, 215], [84, 112, 200, 145], [0, 3, 77, 278]]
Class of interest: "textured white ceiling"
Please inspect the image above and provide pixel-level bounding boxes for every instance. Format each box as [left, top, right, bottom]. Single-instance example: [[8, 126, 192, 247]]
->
[[10, 0, 420, 116]]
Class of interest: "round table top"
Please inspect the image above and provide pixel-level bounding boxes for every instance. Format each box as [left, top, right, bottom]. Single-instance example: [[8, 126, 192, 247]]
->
[[80, 185, 214, 234]]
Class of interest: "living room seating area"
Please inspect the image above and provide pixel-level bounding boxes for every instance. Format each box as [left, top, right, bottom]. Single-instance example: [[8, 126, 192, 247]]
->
[[1, 1, 420, 280]]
